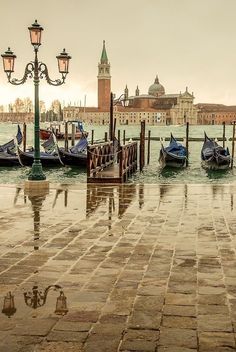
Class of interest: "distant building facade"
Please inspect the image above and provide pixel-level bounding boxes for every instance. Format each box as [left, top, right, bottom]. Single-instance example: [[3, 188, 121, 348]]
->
[[63, 42, 198, 125], [0, 112, 34, 123], [196, 104, 236, 124]]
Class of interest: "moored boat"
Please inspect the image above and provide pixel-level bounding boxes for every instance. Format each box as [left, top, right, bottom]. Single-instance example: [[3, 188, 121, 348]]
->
[[17, 148, 62, 167], [58, 137, 88, 167], [159, 134, 187, 168], [0, 125, 23, 167], [201, 133, 231, 170], [0, 152, 20, 166], [40, 121, 88, 140], [17, 133, 63, 167]]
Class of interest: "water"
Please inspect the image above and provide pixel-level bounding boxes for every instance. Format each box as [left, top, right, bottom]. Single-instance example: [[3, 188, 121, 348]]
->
[[0, 123, 235, 184]]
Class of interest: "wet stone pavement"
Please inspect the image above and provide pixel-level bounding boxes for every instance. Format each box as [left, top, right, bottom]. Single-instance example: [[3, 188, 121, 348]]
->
[[0, 183, 236, 351]]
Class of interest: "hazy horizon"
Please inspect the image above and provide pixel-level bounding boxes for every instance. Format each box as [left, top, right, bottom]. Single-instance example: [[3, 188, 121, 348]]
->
[[0, 0, 236, 108]]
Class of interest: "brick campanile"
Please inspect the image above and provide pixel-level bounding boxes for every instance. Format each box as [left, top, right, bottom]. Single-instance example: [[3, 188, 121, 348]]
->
[[98, 40, 111, 110]]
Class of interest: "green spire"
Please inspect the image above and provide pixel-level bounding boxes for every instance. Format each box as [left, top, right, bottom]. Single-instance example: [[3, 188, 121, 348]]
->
[[101, 40, 108, 64], [154, 75, 159, 84]]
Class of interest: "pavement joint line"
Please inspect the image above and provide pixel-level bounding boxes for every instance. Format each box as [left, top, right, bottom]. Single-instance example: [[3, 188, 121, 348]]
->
[[0, 215, 94, 292], [0, 220, 73, 277], [0, 219, 66, 259], [83, 202, 144, 350]]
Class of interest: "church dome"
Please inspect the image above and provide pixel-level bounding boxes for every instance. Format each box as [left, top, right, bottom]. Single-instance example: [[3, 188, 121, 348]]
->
[[148, 75, 165, 97]]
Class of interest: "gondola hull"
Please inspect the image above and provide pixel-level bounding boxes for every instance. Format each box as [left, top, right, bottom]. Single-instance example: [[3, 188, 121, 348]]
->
[[58, 148, 87, 167], [201, 134, 231, 170], [0, 152, 20, 167], [201, 155, 231, 170], [159, 147, 187, 168], [18, 148, 62, 167]]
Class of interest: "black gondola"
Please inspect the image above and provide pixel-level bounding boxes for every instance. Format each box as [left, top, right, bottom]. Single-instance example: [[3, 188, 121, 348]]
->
[[0, 125, 23, 167], [159, 134, 187, 168], [0, 151, 20, 166], [17, 133, 63, 167], [58, 137, 88, 167], [201, 133, 231, 170], [17, 148, 62, 167]]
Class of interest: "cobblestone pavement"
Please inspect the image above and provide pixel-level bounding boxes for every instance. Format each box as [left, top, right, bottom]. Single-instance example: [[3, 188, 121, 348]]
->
[[0, 183, 236, 351]]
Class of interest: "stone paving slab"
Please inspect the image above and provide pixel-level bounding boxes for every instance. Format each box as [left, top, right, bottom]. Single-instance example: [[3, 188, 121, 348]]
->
[[0, 184, 236, 351]]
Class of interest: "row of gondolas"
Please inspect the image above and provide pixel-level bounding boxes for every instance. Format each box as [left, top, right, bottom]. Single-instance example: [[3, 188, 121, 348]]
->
[[159, 133, 231, 170], [0, 125, 88, 167], [0, 125, 232, 170]]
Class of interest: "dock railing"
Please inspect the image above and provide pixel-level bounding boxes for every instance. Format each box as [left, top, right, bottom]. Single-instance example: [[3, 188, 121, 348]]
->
[[119, 142, 138, 182], [87, 140, 138, 183], [87, 141, 114, 178]]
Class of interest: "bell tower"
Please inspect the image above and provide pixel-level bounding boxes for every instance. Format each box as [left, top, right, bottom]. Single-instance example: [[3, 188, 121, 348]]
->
[[98, 40, 111, 110]]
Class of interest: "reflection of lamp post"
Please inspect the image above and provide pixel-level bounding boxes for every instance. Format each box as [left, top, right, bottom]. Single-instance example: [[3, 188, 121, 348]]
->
[[23, 285, 68, 315], [26, 188, 48, 250], [1, 20, 71, 182], [2, 292, 17, 318]]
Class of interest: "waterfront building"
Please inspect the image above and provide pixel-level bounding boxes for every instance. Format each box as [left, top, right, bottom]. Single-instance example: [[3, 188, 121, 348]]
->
[[63, 42, 198, 125], [196, 103, 236, 124], [0, 112, 34, 123]]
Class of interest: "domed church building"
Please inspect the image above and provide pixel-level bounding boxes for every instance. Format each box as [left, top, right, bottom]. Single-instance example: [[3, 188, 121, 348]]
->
[[63, 41, 198, 125], [120, 75, 198, 125]]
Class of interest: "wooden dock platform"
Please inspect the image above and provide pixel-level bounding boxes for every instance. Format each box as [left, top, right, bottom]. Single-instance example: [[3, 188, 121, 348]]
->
[[87, 141, 138, 183]]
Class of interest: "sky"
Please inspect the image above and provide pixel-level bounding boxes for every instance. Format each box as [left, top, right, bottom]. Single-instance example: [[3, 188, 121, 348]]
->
[[0, 0, 236, 108]]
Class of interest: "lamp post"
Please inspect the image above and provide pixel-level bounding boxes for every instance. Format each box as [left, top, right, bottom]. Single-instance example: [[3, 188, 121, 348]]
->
[[1, 20, 71, 181]]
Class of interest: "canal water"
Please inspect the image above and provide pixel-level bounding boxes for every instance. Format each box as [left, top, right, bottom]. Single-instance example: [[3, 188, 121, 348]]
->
[[0, 123, 235, 184]]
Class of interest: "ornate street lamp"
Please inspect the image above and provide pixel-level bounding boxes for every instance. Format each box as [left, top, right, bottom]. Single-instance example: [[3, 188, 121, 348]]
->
[[23, 284, 68, 315], [2, 291, 17, 318], [1, 20, 71, 181]]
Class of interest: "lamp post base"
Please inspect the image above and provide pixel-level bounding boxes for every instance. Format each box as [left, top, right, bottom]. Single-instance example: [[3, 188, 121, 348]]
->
[[28, 160, 46, 181], [24, 180, 49, 192]]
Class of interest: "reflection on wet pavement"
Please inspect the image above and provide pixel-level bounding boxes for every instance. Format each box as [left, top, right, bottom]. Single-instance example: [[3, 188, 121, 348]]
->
[[0, 183, 236, 351]]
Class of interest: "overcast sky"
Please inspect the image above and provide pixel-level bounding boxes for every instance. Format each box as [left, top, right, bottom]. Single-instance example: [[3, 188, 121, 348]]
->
[[0, 0, 236, 108]]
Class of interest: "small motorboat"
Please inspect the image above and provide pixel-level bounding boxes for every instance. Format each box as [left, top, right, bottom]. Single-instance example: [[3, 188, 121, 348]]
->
[[201, 133, 231, 170], [58, 136, 88, 167], [159, 134, 187, 168], [40, 121, 88, 140]]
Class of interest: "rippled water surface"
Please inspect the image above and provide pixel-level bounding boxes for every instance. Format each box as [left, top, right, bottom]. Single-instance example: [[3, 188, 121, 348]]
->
[[0, 123, 235, 184]]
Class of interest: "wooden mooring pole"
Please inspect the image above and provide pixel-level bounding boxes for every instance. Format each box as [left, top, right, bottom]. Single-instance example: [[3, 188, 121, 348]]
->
[[23, 123, 27, 152], [139, 120, 145, 171], [104, 132, 108, 142], [117, 129, 121, 162], [65, 121, 69, 152], [118, 130, 121, 146], [113, 118, 117, 140], [231, 121, 236, 169], [109, 92, 114, 141], [123, 130, 126, 145], [186, 122, 189, 167], [147, 130, 151, 164], [222, 121, 226, 149], [71, 123, 75, 146], [91, 130, 94, 145]]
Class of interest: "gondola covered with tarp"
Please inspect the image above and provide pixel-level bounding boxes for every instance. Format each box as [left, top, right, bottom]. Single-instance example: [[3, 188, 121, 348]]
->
[[0, 125, 23, 166], [18, 133, 63, 167], [201, 132, 231, 170], [58, 136, 88, 166], [159, 134, 187, 168]]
